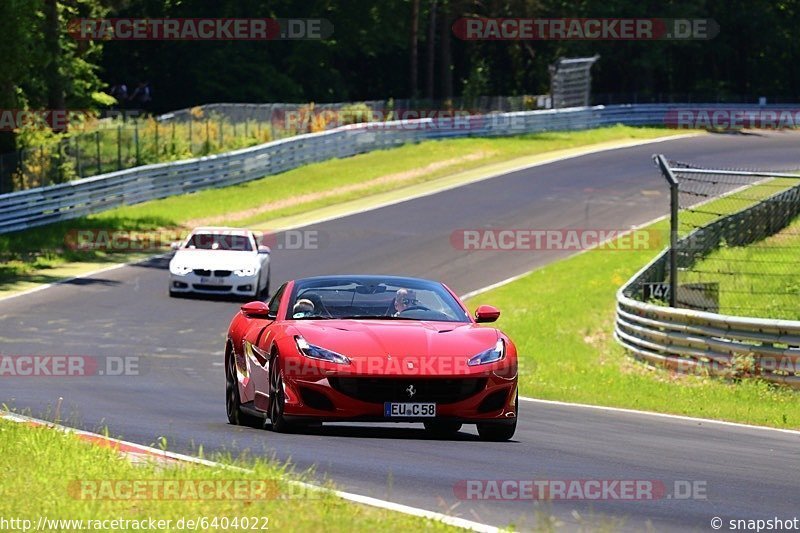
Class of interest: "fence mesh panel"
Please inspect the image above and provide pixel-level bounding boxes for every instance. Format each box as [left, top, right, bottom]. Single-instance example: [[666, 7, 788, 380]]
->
[[669, 161, 800, 319]]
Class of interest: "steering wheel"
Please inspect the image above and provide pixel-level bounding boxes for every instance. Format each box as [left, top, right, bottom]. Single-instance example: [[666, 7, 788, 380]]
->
[[399, 305, 431, 313]]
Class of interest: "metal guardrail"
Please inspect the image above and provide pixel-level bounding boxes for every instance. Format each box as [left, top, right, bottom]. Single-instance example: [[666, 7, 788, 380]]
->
[[0, 102, 795, 234], [615, 176, 800, 388]]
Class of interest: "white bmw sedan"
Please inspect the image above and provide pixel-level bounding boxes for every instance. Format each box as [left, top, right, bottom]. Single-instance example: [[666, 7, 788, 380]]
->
[[168, 227, 271, 298]]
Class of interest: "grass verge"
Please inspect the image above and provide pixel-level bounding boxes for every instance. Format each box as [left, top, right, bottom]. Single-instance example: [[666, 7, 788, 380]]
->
[[682, 214, 800, 320], [466, 183, 800, 429], [0, 125, 686, 291], [0, 418, 458, 532]]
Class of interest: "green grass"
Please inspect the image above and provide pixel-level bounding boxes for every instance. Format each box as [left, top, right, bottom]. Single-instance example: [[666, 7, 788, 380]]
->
[[682, 214, 800, 321], [0, 418, 458, 532], [466, 184, 800, 429], [99, 125, 676, 226], [0, 125, 678, 287]]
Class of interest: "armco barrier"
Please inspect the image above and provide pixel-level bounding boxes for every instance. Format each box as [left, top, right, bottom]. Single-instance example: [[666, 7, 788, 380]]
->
[[0, 103, 794, 234], [615, 176, 800, 388]]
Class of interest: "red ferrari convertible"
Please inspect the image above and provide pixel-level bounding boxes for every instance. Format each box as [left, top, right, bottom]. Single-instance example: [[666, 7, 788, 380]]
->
[[224, 275, 518, 441]]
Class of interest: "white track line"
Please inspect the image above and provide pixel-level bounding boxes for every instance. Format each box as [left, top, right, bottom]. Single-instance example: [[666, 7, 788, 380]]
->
[[1, 411, 499, 532], [460, 176, 800, 436], [274, 133, 700, 233], [0, 253, 169, 303], [0, 133, 697, 304], [459, 213, 670, 300], [519, 397, 800, 436]]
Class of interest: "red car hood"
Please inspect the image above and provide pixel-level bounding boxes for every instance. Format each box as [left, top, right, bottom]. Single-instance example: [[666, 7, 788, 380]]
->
[[290, 319, 500, 376]]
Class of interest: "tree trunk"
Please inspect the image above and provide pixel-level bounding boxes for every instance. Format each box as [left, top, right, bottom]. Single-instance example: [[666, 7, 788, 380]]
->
[[425, 0, 438, 101], [409, 0, 420, 100], [44, 0, 66, 132], [438, 1, 452, 101]]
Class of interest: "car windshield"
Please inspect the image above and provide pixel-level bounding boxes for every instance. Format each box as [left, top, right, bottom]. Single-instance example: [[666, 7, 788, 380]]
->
[[288, 277, 470, 323], [185, 233, 253, 251]]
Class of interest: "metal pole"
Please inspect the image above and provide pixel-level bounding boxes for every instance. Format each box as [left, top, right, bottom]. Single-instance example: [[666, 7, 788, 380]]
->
[[655, 154, 679, 308], [95, 131, 101, 174], [75, 137, 82, 178], [58, 140, 64, 182], [40, 145, 45, 186], [134, 122, 140, 166], [269, 104, 275, 140], [155, 120, 159, 158], [117, 126, 122, 170]]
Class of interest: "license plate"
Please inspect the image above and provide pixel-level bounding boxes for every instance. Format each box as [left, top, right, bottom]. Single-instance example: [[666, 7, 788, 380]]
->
[[200, 276, 225, 284], [384, 402, 436, 417]]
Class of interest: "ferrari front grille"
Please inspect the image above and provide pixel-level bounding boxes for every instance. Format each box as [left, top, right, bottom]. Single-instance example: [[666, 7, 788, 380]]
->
[[328, 377, 487, 404]]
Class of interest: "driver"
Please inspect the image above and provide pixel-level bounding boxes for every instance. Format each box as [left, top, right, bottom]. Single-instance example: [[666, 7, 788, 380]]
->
[[392, 288, 417, 316], [292, 298, 315, 318]]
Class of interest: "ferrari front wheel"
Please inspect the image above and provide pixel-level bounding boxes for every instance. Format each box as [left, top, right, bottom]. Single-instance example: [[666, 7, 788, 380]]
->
[[476, 420, 516, 441], [268, 354, 297, 433], [476, 391, 517, 441]]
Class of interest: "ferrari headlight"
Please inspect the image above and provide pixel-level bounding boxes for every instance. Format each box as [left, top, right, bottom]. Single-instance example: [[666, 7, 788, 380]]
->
[[234, 266, 257, 277], [468, 339, 505, 366], [170, 264, 192, 276], [294, 335, 350, 364]]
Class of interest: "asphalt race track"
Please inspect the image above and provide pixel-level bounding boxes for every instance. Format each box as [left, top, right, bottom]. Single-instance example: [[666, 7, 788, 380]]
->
[[2, 132, 800, 531]]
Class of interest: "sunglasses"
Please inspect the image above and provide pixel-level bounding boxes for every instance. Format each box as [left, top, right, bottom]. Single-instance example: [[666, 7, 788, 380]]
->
[[400, 297, 417, 305]]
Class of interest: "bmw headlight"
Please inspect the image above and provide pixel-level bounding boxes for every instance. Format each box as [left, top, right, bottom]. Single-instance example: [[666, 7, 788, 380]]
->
[[234, 266, 257, 277], [295, 335, 350, 364], [468, 339, 505, 366], [170, 264, 192, 276]]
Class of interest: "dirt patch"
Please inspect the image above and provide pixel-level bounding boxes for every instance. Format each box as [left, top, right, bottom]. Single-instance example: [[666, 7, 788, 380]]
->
[[183, 151, 496, 228]]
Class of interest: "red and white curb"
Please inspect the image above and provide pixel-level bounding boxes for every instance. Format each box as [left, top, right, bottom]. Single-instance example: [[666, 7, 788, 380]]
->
[[1, 411, 501, 533]]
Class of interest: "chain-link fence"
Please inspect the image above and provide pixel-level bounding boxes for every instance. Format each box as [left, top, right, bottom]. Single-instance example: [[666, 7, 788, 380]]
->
[[643, 158, 800, 320], [0, 113, 274, 193], [0, 96, 550, 194]]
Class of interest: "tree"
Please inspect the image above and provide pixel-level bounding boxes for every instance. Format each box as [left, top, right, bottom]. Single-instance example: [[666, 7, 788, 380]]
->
[[409, 0, 420, 99]]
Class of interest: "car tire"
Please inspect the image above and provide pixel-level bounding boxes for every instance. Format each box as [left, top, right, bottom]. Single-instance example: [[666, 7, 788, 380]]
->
[[423, 421, 462, 437], [226, 352, 262, 428], [476, 391, 517, 441], [268, 353, 298, 433], [476, 421, 516, 441]]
